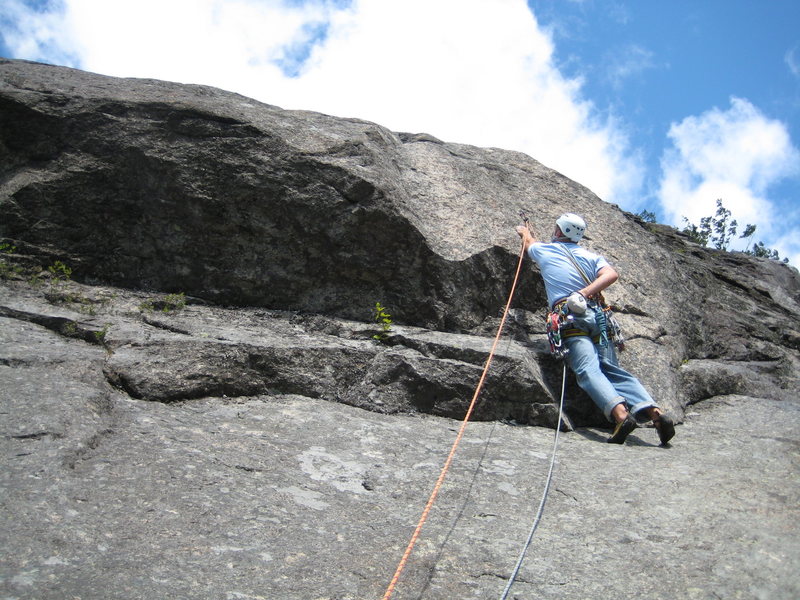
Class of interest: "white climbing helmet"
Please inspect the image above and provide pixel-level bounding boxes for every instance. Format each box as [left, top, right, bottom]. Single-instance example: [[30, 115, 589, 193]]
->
[[556, 213, 586, 242]]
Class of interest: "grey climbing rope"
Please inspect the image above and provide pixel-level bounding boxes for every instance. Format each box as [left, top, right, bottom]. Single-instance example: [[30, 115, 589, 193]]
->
[[498, 361, 567, 600]]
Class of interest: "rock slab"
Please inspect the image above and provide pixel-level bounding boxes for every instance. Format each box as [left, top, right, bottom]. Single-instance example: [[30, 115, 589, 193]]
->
[[1, 59, 800, 599], [1, 282, 798, 599], [2, 59, 800, 426]]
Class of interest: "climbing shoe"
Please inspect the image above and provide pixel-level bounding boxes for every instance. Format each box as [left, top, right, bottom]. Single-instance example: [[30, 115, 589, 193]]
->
[[654, 413, 676, 446], [607, 415, 637, 444]]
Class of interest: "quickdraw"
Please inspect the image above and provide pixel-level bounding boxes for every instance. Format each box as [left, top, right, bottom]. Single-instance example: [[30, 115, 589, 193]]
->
[[603, 305, 626, 351], [546, 309, 570, 360]]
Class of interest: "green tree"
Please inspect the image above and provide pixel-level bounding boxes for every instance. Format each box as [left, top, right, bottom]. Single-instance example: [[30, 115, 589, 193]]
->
[[744, 240, 787, 262], [636, 209, 657, 223], [682, 200, 786, 262], [681, 214, 712, 246], [682, 199, 740, 250], [739, 223, 757, 252], [711, 200, 737, 250]]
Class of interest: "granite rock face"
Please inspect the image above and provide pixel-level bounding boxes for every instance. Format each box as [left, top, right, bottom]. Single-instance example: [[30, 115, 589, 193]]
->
[[0, 280, 798, 600], [0, 59, 541, 331], [1, 58, 800, 600], [2, 59, 799, 427]]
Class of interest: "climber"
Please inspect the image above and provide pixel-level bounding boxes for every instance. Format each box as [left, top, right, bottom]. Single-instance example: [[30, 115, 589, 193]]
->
[[516, 213, 675, 446]]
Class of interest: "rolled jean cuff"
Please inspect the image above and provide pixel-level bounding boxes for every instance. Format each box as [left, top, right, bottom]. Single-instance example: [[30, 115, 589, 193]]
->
[[603, 396, 626, 421]]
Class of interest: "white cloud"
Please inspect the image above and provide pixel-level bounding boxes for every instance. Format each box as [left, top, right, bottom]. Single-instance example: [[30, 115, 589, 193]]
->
[[284, 0, 644, 202], [59, 0, 338, 94], [1, 0, 643, 206], [0, 0, 81, 65], [786, 44, 800, 78], [607, 2, 631, 26], [658, 97, 800, 263], [603, 43, 655, 90]]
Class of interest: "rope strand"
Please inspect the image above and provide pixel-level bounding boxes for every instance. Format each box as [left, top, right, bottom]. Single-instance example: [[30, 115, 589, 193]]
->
[[381, 241, 528, 600], [498, 362, 567, 600]]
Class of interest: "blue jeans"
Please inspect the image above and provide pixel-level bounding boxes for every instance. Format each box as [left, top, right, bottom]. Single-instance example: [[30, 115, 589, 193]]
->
[[563, 306, 657, 421]]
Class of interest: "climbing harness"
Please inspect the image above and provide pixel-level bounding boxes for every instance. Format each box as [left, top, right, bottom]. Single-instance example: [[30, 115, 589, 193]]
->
[[556, 244, 626, 352], [381, 233, 529, 600]]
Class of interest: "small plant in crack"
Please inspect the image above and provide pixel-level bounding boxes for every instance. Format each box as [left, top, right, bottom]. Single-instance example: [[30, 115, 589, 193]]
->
[[372, 301, 393, 342], [139, 292, 187, 314], [48, 260, 72, 289], [94, 323, 111, 344], [0, 242, 24, 279], [162, 292, 186, 313], [61, 320, 78, 337]]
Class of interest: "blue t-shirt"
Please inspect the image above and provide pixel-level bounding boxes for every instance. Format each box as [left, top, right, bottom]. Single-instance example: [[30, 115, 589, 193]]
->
[[527, 242, 610, 308]]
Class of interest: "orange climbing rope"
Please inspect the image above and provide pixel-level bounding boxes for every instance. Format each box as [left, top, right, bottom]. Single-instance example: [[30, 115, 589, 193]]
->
[[381, 240, 528, 600]]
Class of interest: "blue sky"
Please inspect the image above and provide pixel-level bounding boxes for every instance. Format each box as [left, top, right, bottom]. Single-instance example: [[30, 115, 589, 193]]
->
[[529, 0, 800, 235], [2, 0, 799, 264]]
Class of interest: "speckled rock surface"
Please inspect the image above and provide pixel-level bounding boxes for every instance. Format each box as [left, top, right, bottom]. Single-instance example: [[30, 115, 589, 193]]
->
[[1, 59, 799, 599], [3, 59, 800, 427], [1, 279, 798, 600]]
